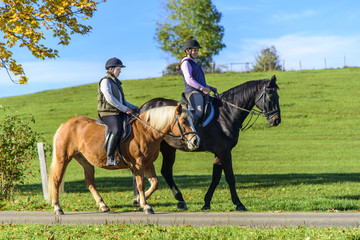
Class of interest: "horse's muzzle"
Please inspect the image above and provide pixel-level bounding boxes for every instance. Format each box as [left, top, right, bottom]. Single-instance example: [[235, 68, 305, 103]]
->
[[187, 134, 200, 151], [268, 114, 281, 127]]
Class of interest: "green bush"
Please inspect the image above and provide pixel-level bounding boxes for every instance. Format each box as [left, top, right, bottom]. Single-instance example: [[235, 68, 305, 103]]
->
[[162, 63, 181, 76], [252, 45, 282, 72], [0, 110, 48, 201]]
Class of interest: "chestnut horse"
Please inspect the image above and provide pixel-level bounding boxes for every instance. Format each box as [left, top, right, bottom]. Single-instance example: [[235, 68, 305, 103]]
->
[[48, 104, 199, 215]]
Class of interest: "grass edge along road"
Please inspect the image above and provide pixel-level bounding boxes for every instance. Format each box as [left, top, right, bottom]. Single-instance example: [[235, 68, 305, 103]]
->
[[0, 222, 360, 239]]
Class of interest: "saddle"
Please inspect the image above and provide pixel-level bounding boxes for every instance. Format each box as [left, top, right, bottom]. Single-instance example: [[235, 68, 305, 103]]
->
[[180, 92, 215, 127]]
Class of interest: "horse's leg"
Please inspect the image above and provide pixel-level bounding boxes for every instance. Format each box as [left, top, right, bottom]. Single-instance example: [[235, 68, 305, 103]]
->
[[144, 163, 159, 200], [75, 155, 110, 212], [48, 152, 70, 215], [160, 142, 187, 210], [202, 155, 223, 210], [221, 152, 248, 211], [133, 165, 154, 214], [133, 164, 159, 205], [132, 169, 140, 206]]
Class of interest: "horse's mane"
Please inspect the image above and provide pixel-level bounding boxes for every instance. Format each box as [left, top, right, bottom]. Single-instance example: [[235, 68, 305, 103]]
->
[[219, 79, 270, 104], [143, 105, 190, 131]]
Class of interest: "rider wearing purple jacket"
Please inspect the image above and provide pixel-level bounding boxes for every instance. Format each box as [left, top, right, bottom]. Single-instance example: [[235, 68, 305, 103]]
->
[[178, 39, 217, 126]]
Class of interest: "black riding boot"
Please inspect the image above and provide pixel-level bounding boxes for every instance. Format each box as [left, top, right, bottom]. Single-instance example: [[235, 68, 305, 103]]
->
[[106, 134, 120, 166]]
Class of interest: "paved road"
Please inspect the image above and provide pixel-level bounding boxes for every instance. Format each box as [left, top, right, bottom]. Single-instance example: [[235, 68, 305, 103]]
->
[[1, 211, 360, 227]]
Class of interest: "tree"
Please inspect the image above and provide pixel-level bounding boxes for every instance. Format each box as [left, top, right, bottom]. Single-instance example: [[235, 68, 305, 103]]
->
[[162, 63, 181, 76], [155, 0, 225, 68], [0, 0, 104, 84], [252, 46, 282, 72]]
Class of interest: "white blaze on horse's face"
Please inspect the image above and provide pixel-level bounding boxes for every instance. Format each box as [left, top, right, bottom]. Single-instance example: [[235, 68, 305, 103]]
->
[[186, 113, 200, 150]]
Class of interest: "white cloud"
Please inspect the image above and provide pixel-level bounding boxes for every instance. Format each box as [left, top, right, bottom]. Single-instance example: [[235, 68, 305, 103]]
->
[[273, 9, 316, 21], [0, 59, 167, 98], [215, 34, 360, 71]]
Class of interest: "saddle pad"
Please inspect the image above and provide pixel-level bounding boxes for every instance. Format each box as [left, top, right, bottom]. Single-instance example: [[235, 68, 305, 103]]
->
[[201, 101, 214, 127]]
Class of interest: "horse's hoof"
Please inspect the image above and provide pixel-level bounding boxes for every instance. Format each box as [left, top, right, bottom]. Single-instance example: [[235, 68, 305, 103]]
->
[[177, 201, 188, 210], [236, 205, 248, 211], [201, 205, 210, 211], [132, 197, 139, 206], [55, 210, 64, 215], [144, 207, 155, 214], [100, 206, 110, 212]]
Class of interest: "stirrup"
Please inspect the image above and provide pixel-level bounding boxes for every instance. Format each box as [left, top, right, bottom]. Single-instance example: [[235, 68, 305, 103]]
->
[[106, 157, 120, 166]]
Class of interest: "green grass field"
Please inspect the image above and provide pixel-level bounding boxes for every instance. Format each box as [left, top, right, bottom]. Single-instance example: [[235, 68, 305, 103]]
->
[[0, 68, 359, 238], [0, 67, 359, 212]]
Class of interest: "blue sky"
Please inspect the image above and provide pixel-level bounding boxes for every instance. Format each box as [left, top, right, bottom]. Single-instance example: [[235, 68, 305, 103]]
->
[[1, 0, 360, 98]]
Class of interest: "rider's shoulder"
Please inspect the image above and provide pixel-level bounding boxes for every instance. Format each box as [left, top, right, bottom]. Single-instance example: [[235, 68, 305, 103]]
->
[[100, 74, 116, 83], [181, 57, 196, 65]]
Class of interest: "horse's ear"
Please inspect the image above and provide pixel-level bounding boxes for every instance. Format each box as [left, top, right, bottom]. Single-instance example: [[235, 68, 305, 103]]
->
[[176, 103, 182, 115], [268, 75, 277, 87]]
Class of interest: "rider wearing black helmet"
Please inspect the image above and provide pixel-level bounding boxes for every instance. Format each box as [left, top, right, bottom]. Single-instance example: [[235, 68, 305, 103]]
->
[[98, 57, 139, 166], [178, 39, 217, 126]]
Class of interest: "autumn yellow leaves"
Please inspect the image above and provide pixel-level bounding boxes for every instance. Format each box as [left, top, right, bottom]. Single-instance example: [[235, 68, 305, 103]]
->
[[0, 0, 104, 84]]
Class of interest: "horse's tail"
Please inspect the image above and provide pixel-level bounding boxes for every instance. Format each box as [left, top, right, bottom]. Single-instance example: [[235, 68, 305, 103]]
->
[[48, 124, 65, 202]]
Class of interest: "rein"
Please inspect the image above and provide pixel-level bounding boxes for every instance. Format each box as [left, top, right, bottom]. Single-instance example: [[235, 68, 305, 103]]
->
[[212, 94, 263, 131], [130, 112, 196, 142], [216, 96, 264, 115]]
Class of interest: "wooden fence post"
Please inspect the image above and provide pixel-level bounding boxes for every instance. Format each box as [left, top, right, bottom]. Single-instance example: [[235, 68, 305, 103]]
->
[[37, 142, 49, 201]]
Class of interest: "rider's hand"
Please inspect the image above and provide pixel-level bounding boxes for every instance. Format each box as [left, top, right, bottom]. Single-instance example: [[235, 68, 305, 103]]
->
[[202, 87, 211, 95], [211, 87, 218, 94], [125, 108, 133, 115]]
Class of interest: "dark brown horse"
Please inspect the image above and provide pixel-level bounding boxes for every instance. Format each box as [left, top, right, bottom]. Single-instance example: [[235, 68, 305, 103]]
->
[[48, 104, 199, 215], [134, 76, 281, 211]]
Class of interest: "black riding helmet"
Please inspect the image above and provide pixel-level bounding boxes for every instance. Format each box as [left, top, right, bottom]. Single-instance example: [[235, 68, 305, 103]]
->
[[105, 57, 126, 70], [183, 39, 202, 52]]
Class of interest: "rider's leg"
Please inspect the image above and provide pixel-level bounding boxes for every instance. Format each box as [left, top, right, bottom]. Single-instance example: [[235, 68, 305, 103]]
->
[[106, 133, 120, 166], [188, 92, 204, 126], [101, 114, 123, 166]]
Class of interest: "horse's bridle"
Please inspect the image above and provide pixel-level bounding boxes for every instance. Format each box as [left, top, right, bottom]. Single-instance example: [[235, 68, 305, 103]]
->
[[170, 113, 198, 143], [255, 84, 280, 121], [213, 83, 279, 131]]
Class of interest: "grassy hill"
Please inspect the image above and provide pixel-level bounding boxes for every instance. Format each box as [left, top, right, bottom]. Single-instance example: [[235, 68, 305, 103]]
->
[[0, 68, 359, 212]]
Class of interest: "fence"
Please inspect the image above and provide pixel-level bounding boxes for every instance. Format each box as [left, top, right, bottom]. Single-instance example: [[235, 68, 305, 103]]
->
[[213, 62, 251, 73], [218, 61, 284, 72], [37, 142, 49, 201], [217, 56, 353, 73]]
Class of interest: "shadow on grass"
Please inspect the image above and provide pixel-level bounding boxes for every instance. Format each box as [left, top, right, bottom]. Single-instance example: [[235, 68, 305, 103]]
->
[[19, 172, 360, 194], [332, 195, 360, 200]]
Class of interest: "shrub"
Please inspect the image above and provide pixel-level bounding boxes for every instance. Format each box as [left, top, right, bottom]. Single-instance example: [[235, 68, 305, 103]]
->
[[0, 111, 48, 201], [252, 45, 282, 72], [163, 63, 181, 76]]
